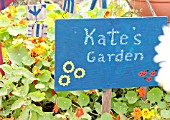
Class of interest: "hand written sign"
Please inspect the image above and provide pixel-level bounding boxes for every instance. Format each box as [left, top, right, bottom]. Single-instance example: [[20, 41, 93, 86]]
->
[[55, 17, 167, 91]]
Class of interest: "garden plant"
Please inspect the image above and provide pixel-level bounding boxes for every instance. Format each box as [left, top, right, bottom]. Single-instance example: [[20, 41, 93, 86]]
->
[[0, 1, 170, 120]]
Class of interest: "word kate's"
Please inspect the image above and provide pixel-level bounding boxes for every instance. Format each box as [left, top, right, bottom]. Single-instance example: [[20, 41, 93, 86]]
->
[[84, 28, 144, 63], [84, 28, 142, 46]]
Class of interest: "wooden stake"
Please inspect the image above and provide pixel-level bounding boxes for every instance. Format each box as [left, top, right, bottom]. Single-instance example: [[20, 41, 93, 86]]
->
[[101, 89, 112, 114]]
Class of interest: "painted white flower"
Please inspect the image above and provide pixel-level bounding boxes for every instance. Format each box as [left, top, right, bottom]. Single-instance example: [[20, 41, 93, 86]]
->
[[154, 26, 170, 92]]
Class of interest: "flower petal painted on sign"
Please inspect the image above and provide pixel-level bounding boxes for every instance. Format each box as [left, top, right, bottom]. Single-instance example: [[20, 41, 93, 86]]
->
[[74, 68, 86, 79], [63, 61, 75, 73], [58, 75, 71, 86]]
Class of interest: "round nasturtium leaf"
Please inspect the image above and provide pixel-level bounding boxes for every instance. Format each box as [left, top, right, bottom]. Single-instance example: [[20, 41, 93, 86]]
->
[[78, 93, 90, 107], [101, 113, 113, 120], [58, 97, 72, 110], [147, 88, 163, 103], [157, 101, 167, 109], [113, 102, 128, 114], [165, 94, 170, 102], [161, 110, 170, 118], [125, 91, 138, 104]]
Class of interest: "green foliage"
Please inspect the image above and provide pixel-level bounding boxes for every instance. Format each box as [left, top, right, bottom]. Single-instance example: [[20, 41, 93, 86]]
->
[[78, 93, 90, 107], [147, 88, 163, 103], [125, 91, 138, 104], [58, 97, 72, 110]]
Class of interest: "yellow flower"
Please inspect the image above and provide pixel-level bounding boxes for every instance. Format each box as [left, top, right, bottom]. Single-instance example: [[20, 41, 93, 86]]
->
[[74, 68, 85, 79], [142, 108, 152, 119], [63, 61, 75, 73], [58, 75, 71, 86]]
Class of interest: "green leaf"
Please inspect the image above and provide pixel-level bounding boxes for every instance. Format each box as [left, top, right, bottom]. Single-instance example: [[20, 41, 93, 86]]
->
[[0, 29, 10, 40], [137, 100, 150, 109], [147, 88, 163, 103], [0, 97, 2, 108], [72, 14, 83, 19], [35, 83, 46, 89], [113, 102, 128, 114], [165, 94, 170, 102], [7, 43, 28, 66], [70, 91, 83, 96], [30, 104, 44, 115], [13, 84, 29, 97], [161, 110, 170, 118], [20, 106, 30, 120], [58, 97, 72, 110], [49, 80, 54, 89], [29, 111, 38, 120], [0, 109, 11, 117], [0, 16, 10, 27], [28, 91, 45, 102], [38, 70, 51, 82], [112, 92, 116, 98], [95, 102, 101, 114], [0, 64, 12, 74], [42, 60, 50, 67], [57, 91, 70, 97], [0, 82, 4, 88], [96, 9, 106, 18], [125, 91, 138, 104], [83, 107, 91, 113], [0, 87, 8, 96], [16, 6, 26, 17], [11, 99, 25, 110], [158, 101, 167, 109], [21, 78, 33, 84], [78, 93, 90, 107], [22, 55, 35, 66], [101, 113, 113, 120], [82, 113, 91, 120], [38, 112, 58, 120], [14, 67, 35, 80], [7, 26, 27, 36]]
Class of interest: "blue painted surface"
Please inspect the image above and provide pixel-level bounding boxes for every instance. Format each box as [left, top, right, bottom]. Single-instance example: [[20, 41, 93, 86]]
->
[[1, 0, 5, 10], [102, 0, 107, 9], [55, 17, 167, 91], [90, 0, 97, 10]]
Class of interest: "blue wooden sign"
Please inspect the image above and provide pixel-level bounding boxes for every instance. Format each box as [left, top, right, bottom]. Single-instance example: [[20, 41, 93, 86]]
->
[[55, 17, 167, 91]]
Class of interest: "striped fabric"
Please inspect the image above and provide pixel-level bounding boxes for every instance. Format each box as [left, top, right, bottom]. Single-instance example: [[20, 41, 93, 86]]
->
[[0, 0, 14, 10], [27, 23, 48, 38], [90, 0, 107, 10], [63, 0, 75, 13]]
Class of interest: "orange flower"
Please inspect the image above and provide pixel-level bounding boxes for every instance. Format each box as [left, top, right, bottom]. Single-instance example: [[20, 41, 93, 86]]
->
[[19, 18, 27, 25], [52, 42, 55, 51], [132, 107, 142, 119], [138, 87, 146, 98], [75, 108, 84, 118], [117, 115, 121, 120], [110, 111, 114, 118], [53, 104, 59, 113], [30, 44, 46, 57], [104, 11, 111, 18], [38, 37, 46, 42], [86, 90, 97, 94]]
